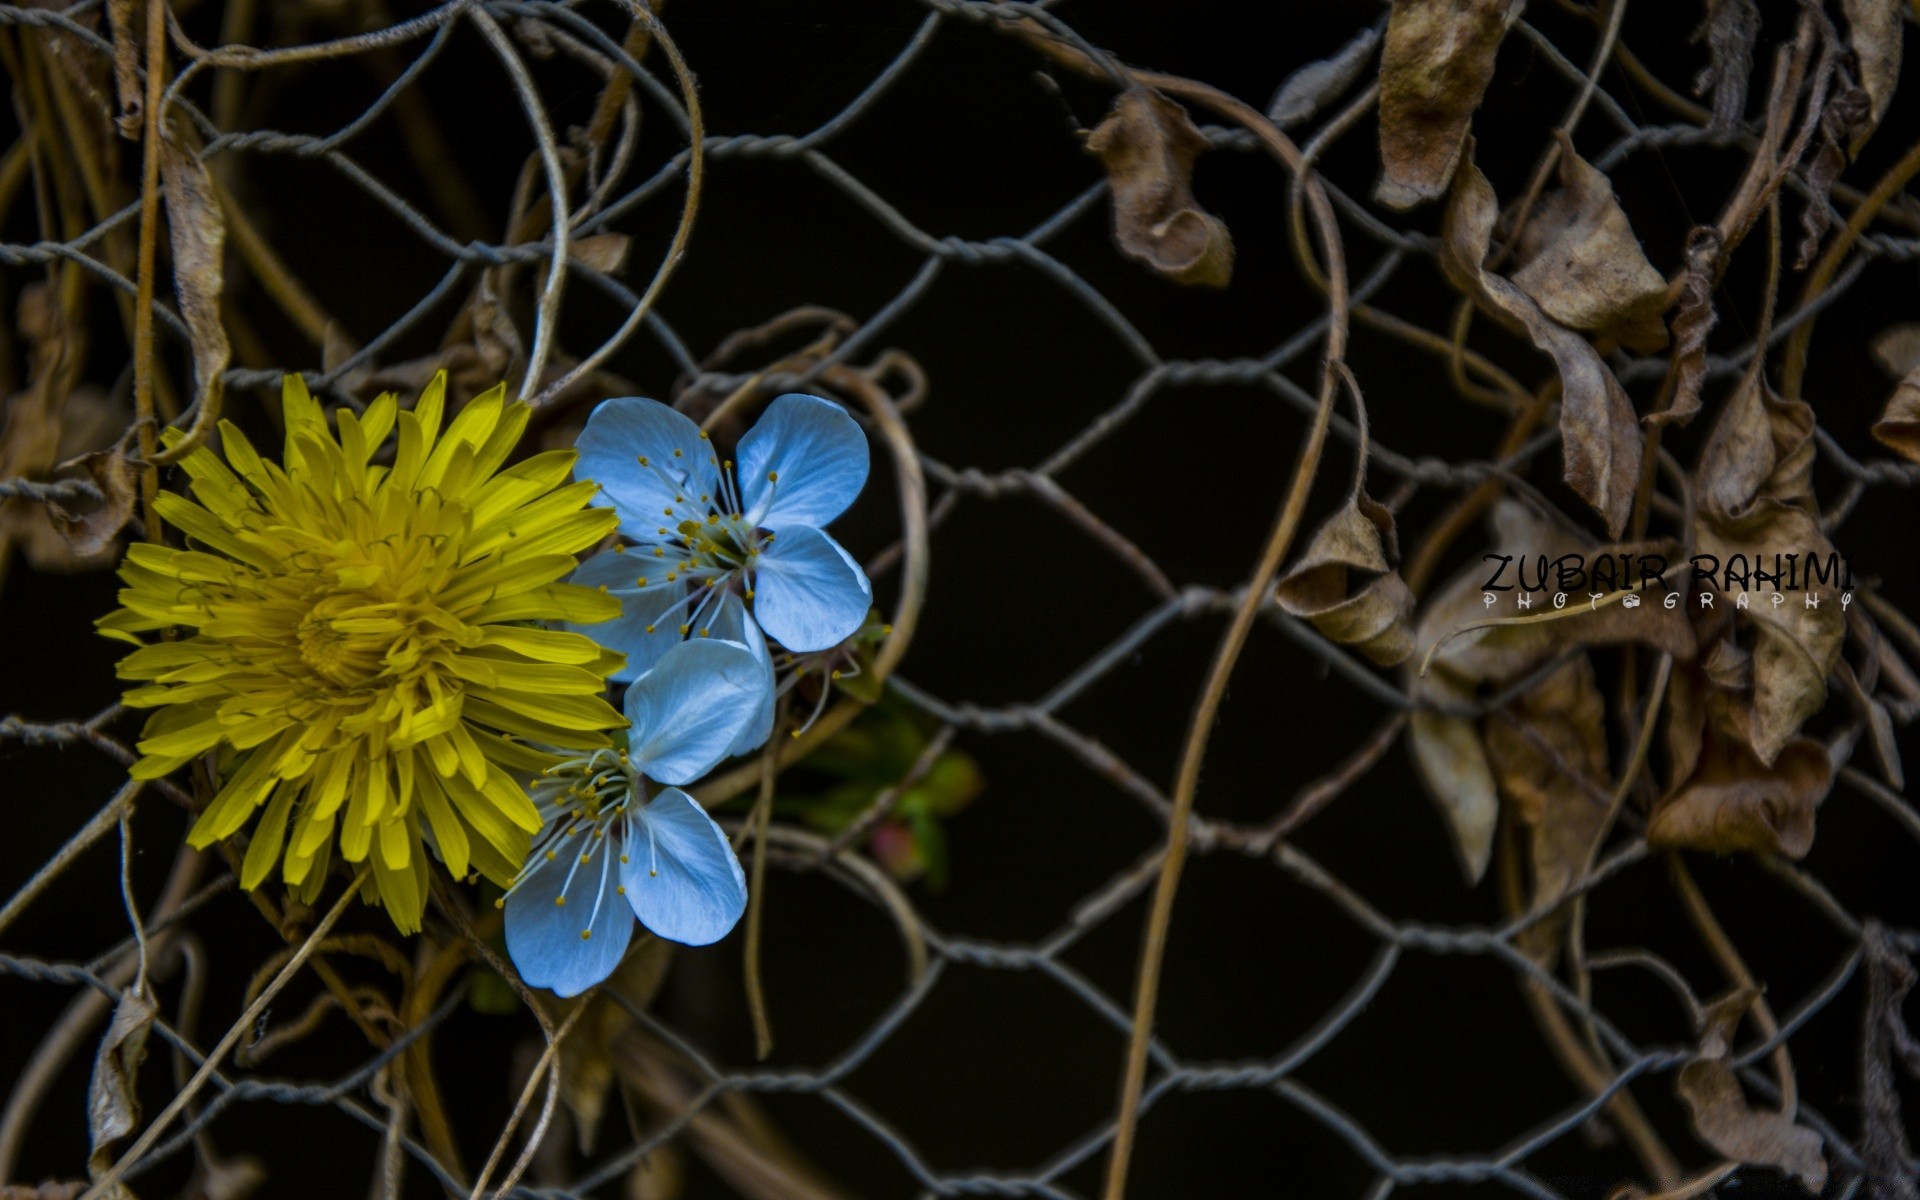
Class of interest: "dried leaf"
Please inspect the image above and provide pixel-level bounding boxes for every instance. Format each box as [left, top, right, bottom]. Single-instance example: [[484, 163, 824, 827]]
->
[[1085, 87, 1234, 287], [1697, 375, 1815, 515], [1268, 24, 1381, 129], [1484, 656, 1610, 906], [559, 939, 674, 1154], [1796, 85, 1872, 269], [104, 0, 141, 139], [1676, 988, 1828, 1190], [1871, 324, 1920, 377], [1650, 721, 1829, 856], [1692, 0, 1761, 133], [1842, 0, 1904, 150], [1694, 377, 1843, 764], [1871, 368, 1920, 464], [1838, 661, 1905, 790], [572, 232, 633, 275], [1859, 922, 1920, 1200], [1274, 495, 1415, 666], [46, 442, 138, 558], [1375, 0, 1522, 209], [1655, 226, 1723, 429], [1442, 154, 1643, 536], [87, 990, 156, 1188], [158, 127, 231, 411], [1409, 698, 1502, 883], [1410, 501, 1695, 882], [1511, 135, 1670, 355]]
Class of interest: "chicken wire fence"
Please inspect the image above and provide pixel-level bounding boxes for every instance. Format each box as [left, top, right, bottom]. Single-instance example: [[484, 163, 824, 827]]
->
[[1, 0, 1919, 1198]]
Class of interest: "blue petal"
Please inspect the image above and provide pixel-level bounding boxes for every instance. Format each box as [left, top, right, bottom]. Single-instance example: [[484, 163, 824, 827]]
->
[[621, 789, 746, 946], [750, 526, 871, 652], [707, 593, 776, 756], [564, 549, 696, 681], [738, 394, 869, 529], [625, 639, 766, 785], [504, 836, 634, 998], [575, 397, 721, 538]]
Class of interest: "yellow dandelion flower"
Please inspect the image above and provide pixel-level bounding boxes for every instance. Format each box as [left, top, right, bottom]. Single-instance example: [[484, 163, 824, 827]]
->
[[99, 373, 627, 932]]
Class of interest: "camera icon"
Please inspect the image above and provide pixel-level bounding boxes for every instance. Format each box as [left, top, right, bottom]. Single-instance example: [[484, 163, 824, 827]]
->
[[1622, 594, 1642, 609]]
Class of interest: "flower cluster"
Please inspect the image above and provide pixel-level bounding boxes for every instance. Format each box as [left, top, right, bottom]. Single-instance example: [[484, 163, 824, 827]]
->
[[505, 391, 874, 995], [107, 378, 870, 992]]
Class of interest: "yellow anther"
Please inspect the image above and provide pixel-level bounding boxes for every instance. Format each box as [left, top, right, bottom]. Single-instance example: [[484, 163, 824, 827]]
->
[[675, 494, 685, 503], [831, 670, 843, 679], [882, 624, 894, 635], [673, 448, 684, 458], [638, 455, 650, 466], [790, 729, 802, 739], [662, 508, 674, 516], [745, 589, 756, 599], [699, 431, 710, 440], [620, 854, 629, 864], [554, 896, 566, 907], [767, 470, 779, 482], [678, 624, 690, 635], [616, 885, 627, 895], [654, 547, 665, 557], [545, 850, 557, 861], [581, 854, 591, 864], [724, 460, 733, 469], [636, 577, 648, 587], [706, 513, 719, 524], [700, 628, 711, 637], [494, 897, 505, 909], [666, 572, 678, 583], [581, 930, 592, 940], [614, 544, 627, 554], [645, 624, 656, 634]]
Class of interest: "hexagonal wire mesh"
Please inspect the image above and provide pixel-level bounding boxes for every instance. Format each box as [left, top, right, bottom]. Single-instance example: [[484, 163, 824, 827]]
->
[[1, 0, 1919, 1198]]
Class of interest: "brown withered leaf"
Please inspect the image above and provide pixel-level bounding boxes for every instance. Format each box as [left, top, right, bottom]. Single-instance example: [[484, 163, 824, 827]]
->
[[558, 938, 673, 1154], [46, 441, 138, 559], [87, 990, 155, 1189], [1653, 655, 1831, 857], [1655, 226, 1723, 429], [1697, 508, 1842, 764], [1697, 374, 1816, 515], [105, 0, 141, 138], [1694, 376, 1843, 764], [1410, 501, 1693, 881], [1677, 988, 1828, 1190], [572, 232, 632, 275], [159, 127, 231, 412], [1375, 0, 1522, 209], [1409, 696, 1503, 884], [1085, 87, 1234, 287], [1484, 656, 1611, 909], [1692, 0, 1761, 133], [1871, 323, 1920, 377], [1442, 155, 1643, 536], [1274, 495, 1415, 666], [1796, 85, 1873, 269], [1268, 24, 1380, 129], [1842, 0, 1904, 150], [1871, 368, 1920, 464], [1511, 135, 1670, 355], [1859, 923, 1920, 1200], [1838, 660, 1905, 790]]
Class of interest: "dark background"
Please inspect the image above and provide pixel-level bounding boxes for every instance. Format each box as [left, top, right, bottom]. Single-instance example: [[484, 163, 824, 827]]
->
[[3, 1, 1918, 1196]]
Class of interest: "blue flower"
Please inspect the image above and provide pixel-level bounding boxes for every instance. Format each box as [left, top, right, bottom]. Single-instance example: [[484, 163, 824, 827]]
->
[[502, 638, 761, 998], [569, 393, 873, 753]]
